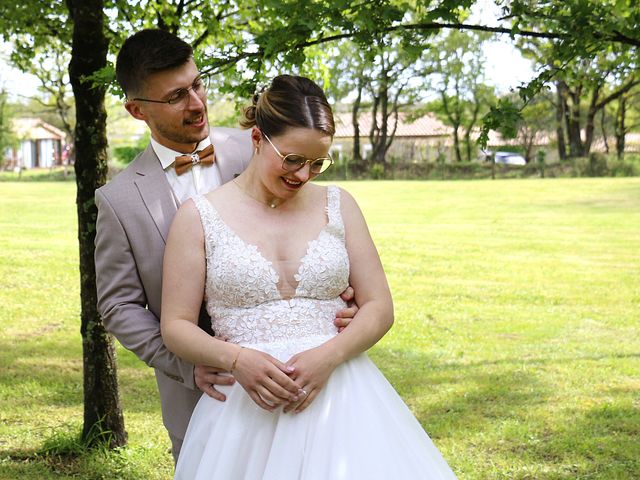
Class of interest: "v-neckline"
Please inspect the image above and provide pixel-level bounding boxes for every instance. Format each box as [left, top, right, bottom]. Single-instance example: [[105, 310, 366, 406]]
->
[[202, 195, 330, 301]]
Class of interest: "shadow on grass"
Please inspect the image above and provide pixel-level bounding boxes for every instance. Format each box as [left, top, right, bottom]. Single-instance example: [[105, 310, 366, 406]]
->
[[373, 347, 550, 437], [0, 424, 171, 480], [523, 402, 640, 480], [0, 334, 159, 415], [373, 347, 640, 479]]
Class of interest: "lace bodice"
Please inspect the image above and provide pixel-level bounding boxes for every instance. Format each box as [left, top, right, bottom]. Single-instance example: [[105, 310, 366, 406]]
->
[[192, 186, 349, 352]]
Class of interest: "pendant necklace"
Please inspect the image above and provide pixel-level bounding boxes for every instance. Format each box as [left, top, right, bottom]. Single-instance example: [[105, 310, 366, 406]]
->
[[233, 179, 279, 209]]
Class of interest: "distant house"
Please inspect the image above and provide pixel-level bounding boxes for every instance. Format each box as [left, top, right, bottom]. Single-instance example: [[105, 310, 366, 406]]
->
[[4, 118, 67, 170], [332, 112, 452, 163]]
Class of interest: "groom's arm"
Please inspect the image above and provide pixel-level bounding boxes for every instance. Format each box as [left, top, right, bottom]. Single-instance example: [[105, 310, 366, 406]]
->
[[335, 286, 358, 331], [94, 188, 200, 389]]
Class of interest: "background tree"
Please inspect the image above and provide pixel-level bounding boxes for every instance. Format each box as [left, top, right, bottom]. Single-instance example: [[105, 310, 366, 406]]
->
[[9, 38, 75, 150], [611, 86, 640, 159], [423, 30, 494, 162], [333, 35, 423, 171], [517, 93, 555, 163], [497, 91, 555, 163], [0, 87, 17, 169], [482, 0, 640, 150]]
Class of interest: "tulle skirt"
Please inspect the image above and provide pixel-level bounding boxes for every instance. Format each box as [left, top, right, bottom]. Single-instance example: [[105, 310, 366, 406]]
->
[[175, 338, 457, 479]]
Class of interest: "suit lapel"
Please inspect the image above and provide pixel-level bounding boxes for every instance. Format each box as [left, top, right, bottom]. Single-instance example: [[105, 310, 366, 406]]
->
[[133, 145, 177, 244]]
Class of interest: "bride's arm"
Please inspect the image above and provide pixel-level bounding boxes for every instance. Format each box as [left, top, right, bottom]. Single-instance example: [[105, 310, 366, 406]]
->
[[161, 200, 301, 410], [284, 188, 393, 412]]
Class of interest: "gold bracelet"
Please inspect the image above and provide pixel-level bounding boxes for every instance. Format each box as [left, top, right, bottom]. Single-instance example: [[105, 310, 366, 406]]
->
[[230, 346, 244, 373]]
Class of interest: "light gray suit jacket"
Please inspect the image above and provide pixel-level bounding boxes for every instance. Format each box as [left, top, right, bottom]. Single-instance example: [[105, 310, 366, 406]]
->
[[94, 127, 252, 444]]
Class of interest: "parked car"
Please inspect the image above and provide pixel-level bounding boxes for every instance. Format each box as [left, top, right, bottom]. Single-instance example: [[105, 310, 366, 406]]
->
[[493, 151, 527, 166]]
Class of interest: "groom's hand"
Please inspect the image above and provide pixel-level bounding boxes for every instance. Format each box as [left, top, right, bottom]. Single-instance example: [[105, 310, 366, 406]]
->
[[335, 286, 358, 332], [194, 365, 235, 402]]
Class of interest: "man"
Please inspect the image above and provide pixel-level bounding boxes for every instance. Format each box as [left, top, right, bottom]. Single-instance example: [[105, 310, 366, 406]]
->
[[94, 29, 355, 462]]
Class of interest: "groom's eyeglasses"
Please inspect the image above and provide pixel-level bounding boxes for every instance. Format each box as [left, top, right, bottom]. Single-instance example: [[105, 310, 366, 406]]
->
[[131, 74, 210, 109], [263, 134, 334, 174]]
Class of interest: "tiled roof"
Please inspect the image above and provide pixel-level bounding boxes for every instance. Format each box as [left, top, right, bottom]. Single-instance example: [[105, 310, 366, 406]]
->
[[12, 118, 66, 140], [334, 111, 451, 138]]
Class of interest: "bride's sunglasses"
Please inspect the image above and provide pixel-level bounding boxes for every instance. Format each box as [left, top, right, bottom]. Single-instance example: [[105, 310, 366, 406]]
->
[[263, 133, 334, 174]]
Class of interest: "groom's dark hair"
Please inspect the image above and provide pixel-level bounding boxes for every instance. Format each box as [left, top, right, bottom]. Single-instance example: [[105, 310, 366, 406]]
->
[[116, 29, 193, 98]]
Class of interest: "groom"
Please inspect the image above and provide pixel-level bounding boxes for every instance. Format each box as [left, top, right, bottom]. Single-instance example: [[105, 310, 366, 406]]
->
[[94, 29, 355, 462]]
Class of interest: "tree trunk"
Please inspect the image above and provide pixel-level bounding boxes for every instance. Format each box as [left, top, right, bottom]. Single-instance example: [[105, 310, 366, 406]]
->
[[66, 0, 127, 449], [452, 126, 462, 163], [463, 96, 481, 162], [375, 66, 389, 168], [615, 95, 627, 160], [583, 86, 600, 155], [441, 93, 462, 162], [555, 82, 567, 160], [567, 88, 584, 157], [600, 108, 609, 154], [352, 79, 363, 166]]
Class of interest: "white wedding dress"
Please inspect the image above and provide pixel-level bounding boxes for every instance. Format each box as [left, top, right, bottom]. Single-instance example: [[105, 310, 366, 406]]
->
[[174, 186, 457, 479]]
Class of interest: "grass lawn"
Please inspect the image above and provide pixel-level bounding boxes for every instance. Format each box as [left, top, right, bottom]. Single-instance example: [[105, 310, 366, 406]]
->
[[0, 178, 638, 479]]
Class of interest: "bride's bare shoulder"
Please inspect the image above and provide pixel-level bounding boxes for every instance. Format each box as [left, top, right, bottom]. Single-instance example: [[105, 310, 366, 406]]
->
[[203, 181, 236, 206]]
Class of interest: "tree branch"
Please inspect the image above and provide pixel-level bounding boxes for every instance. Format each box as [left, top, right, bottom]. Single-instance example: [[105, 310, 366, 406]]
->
[[594, 78, 640, 112]]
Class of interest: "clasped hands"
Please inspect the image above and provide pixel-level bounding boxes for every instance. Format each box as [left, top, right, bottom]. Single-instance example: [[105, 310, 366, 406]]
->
[[194, 345, 335, 413], [234, 343, 341, 413], [195, 288, 357, 413]]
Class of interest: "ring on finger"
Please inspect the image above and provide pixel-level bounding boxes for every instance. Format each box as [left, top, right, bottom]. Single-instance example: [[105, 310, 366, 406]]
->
[[300, 389, 308, 396]]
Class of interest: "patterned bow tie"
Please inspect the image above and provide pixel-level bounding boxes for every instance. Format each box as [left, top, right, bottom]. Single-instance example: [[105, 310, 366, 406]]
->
[[174, 144, 215, 175]]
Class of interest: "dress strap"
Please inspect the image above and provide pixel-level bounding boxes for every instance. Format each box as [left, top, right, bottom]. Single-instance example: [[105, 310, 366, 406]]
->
[[191, 194, 221, 248], [325, 185, 345, 240]]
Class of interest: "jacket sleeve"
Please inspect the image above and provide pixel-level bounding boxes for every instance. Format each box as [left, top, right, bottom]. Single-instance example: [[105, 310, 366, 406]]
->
[[94, 187, 197, 389]]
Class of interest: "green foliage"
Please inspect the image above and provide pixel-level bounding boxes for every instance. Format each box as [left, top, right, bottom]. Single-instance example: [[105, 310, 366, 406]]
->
[[111, 131, 149, 165], [0, 90, 18, 166], [370, 163, 386, 179], [112, 146, 140, 165], [479, 98, 522, 148], [0, 167, 75, 182]]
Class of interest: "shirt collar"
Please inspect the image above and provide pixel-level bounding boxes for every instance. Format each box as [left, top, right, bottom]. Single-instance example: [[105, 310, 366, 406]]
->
[[151, 136, 213, 170]]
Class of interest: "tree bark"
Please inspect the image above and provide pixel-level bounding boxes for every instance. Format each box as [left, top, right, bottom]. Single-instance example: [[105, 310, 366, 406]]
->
[[584, 85, 601, 155], [600, 107, 609, 154], [555, 81, 568, 160], [567, 87, 584, 157], [615, 95, 626, 159], [66, 0, 127, 448], [441, 93, 462, 162], [351, 77, 363, 166]]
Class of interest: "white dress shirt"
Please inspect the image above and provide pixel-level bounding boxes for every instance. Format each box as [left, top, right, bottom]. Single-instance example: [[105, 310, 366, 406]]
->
[[151, 136, 223, 205]]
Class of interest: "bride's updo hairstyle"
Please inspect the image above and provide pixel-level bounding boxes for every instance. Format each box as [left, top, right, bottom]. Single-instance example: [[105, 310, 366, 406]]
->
[[241, 75, 335, 138]]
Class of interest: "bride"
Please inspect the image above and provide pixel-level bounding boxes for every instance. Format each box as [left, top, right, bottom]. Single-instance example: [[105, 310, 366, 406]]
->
[[161, 75, 457, 479]]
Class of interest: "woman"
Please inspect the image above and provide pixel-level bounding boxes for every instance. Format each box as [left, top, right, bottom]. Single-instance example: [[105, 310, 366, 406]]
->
[[161, 75, 457, 479]]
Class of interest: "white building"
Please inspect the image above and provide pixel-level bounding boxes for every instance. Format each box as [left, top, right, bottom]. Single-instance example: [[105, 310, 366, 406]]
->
[[5, 118, 67, 169]]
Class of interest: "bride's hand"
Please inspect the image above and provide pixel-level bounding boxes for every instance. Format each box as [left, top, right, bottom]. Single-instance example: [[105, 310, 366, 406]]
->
[[231, 347, 302, 411], [283, 346, 339, 414]]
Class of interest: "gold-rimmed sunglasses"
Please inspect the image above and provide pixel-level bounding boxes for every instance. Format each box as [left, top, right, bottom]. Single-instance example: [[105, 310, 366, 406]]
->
[[263, 133, 334, 174]]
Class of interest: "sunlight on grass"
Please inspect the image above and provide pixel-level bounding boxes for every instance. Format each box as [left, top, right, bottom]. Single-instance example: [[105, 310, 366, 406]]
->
[[1, 178, 639, 479]]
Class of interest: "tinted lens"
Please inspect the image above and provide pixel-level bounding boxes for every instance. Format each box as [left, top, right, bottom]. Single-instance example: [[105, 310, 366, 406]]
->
[[310, 158, 332, 174], [282, 154, 307, 171]]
